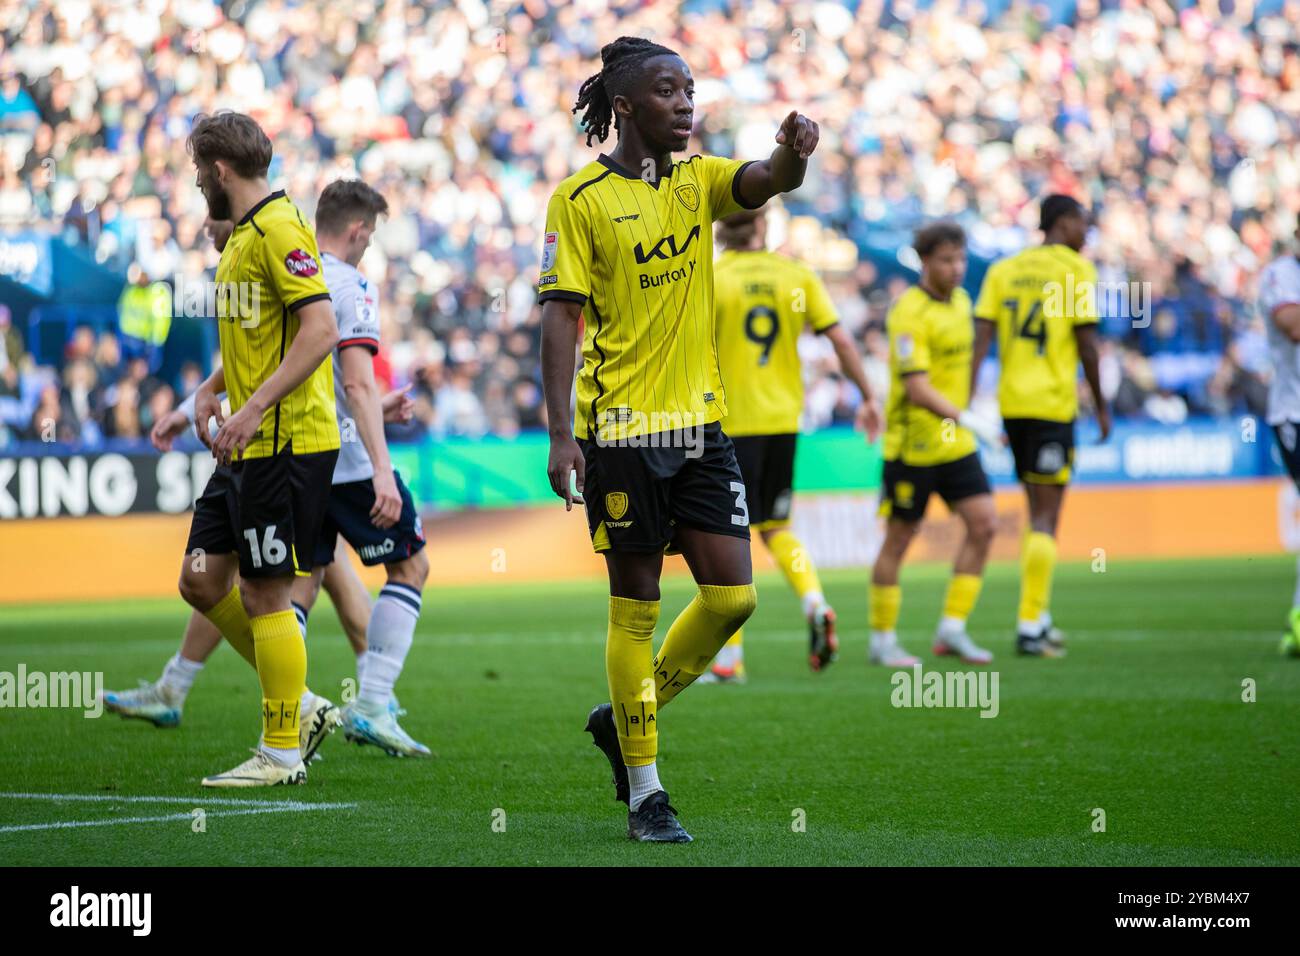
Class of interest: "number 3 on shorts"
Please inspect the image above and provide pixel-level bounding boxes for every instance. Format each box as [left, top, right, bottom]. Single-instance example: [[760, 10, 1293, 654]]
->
[[243, 524, 288, 568], [730, 481, 749, 527]]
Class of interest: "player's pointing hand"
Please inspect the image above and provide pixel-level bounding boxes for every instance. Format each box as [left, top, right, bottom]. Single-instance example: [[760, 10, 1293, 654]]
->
[[547, 435, 585, 512], [775, 111, 819, 160]]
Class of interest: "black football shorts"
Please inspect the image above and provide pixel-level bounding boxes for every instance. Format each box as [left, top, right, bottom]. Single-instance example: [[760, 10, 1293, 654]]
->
[[1003, 417, 1075, 485], [731, 432, 797, 530], [879, 452, 990, 523], [577, 421, 751, 553], [185, 446, 338, 579], [312, 469, 426, 567]]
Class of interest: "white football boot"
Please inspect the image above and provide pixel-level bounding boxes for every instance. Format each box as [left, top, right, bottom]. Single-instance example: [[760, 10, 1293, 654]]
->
[[932, 629, 994, 665], [868, 632, 920, 668], [201, 749, 306, 788]]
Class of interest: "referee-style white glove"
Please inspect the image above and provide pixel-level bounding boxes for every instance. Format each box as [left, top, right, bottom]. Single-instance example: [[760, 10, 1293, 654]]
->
[[958, 409, 1003, 447]]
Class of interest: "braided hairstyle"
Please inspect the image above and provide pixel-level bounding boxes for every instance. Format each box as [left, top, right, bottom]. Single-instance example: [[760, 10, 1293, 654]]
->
[[572, 36, 680, 147]]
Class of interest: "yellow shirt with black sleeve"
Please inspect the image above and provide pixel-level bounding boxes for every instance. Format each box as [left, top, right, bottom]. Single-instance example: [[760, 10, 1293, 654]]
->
[[215, 189, 339, 460], [973, 243, 1098, 423], [882, 285, 977, 466], [537, 153, 761, 442], [714, 249, 839, 437]]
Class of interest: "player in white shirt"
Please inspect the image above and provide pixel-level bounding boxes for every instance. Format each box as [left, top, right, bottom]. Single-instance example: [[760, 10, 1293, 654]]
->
[[1256, 215, 1300, 657], [286, 180, 433, 756]]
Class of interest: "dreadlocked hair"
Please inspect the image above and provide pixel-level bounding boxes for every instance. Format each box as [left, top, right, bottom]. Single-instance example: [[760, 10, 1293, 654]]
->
[[572, 36, 678, 146]]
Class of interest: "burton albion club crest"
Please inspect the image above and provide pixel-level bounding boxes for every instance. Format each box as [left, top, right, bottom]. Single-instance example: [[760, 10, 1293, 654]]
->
[[675, 184, 699, 212], [605, 492, 629, 521]]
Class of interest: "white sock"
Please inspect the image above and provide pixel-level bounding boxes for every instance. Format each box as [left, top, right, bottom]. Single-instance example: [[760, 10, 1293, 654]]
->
[[801, 590, 826, 618], [292, 602, 309, 639], [358, 582, 421, 709], [937, 615, 966, 639], [1017, 619, 1041, 638], [355, 651, 367, 688], [259, 743, 300, 767], [627, 762, 663, 810], [158, 653, 203, 705], [300, 688, 315, 712], [870, 629, 897, 647]]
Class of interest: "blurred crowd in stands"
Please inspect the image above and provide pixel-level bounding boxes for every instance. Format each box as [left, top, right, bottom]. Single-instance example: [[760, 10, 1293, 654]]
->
[[0, 0, 1295, 447]]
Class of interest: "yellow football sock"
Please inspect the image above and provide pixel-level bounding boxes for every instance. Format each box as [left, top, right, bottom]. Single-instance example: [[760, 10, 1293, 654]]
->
[[724, 630, 742, 649], [606, 596, 660, 768], [1018, 531, 1058, 625], [203, 586, 257, 669], [869, 583, 901, 632], [654, 584, 756, 708], [765, 529, 823, 602], [941, 574, 984, 623], [250, 610, 306, 752]]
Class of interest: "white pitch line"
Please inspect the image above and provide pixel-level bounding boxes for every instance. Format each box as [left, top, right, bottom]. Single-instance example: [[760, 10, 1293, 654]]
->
[[0, 792, 355, 809], [0, 792, 357, 834], [0, 803, 356, 834]]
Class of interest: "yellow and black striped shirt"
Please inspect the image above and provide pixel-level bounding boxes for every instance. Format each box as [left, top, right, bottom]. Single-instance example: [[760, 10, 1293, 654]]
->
[[883, 285, 977, 466], [215, 190, 339, 459], [714, 249, 839, 437], [538, 153, 759, 441], [973, 244, 1099, 422]]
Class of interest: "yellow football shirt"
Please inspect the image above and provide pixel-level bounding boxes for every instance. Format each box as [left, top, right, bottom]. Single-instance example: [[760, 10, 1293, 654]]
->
[[883, 285, 977, 466], [537, 153, 760, 441], [215, 190, 339, 459], [973, 243, 1099, 422], [714, 249, 839, 437]]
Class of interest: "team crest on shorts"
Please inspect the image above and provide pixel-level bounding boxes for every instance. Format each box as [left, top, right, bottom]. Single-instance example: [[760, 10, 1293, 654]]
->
[[675, 184, 700, 212], [605, 492, 629, 521], [895, 481, 914, 509], [1036, 442, 1066, 475]]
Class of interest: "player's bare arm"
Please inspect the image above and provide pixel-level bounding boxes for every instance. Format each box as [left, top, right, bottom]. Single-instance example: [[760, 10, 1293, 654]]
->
[[737, 111, 819, 207], [822, 322, 882, 441], [340, 345, 401, 529], [903, 370, 965, 423], [904, 370, 1002, 446], [1272, 303, 1300, 342], [1073, 323, 1111, 441], [972, 318, 996, 380], [540, 297, 585, 510], [210, 300, 339, 465]]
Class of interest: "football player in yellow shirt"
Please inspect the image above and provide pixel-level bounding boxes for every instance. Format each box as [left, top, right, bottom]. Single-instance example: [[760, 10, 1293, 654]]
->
[[539, 36, 819, 842], [870, 222, 1000, 667], [178, 111, 342, 787], [706, 207, 882, 682], [972, 195, 1111, 658]]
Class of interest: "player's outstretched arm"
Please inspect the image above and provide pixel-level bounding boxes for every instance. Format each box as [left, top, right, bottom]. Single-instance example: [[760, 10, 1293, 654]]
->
[[1074, 324, 1111, 442], [736, 111, 819, 207], [211, 301, 339, 464], [340, 345, 401, 529], [822, 323, 882, 441], [540, 298, 585, 511], [904, 372, 1002, 446]]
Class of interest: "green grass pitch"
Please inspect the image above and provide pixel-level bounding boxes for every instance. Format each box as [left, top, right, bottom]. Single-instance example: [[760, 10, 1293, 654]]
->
[[1, 554, 1297, 866]]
